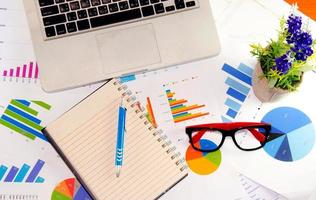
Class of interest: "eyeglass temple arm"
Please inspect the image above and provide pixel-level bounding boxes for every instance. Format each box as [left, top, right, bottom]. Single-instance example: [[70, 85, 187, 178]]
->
[[192, 129, 208, 144], [248, 128, 266, 142]]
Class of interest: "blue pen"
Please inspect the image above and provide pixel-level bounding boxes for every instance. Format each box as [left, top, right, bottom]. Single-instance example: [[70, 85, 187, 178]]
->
[[115, 99, 127, 177]]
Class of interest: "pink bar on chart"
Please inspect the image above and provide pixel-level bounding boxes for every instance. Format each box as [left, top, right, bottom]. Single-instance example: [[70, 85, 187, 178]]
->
[[16, 67, 20, 77], [3, 70, 7, 76], [22, 64, 27, 78], [28, 62, 33, 78], [34, 63, 39, 79], [9, 69, 14, 77]]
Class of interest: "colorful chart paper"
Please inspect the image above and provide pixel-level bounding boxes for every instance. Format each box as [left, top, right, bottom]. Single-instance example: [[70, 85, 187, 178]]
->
[[185, 139, 221, 175], [261, 107, 315, 162], [51, 178, 92, 200], [166, 89, 209, 123]]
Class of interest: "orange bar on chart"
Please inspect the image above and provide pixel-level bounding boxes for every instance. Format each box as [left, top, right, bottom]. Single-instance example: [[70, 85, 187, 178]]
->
[[169, 99, 187, 106], [166, 92, 175, 98], [285, 0, 316, 21], [146, 97, 157, 128], [171, 104, 205, 115]]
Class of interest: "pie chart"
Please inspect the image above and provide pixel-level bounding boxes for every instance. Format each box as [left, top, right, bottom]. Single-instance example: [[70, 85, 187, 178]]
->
[[185, 139, 221, 175], [261, 107, 315, 162], [51, 178, 92, 200]]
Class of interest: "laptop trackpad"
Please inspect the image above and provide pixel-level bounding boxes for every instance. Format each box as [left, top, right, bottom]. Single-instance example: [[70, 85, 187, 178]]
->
[[96, 24, 161, 75]]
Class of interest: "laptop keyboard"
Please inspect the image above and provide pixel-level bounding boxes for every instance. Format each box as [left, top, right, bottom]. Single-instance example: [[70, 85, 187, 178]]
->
[[38, 0, 198, 39]]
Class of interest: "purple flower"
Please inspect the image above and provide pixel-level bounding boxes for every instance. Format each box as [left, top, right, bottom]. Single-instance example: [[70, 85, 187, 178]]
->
[[294, 52, 307, 61], [303, 47, 314, 56], [286, 13, 314, 62], [295, 31, 313, 47], [289, 31, 313, 61], [273, 52, 292, 74], [287, 14, 302, 35], [286, 32, 300, 44]]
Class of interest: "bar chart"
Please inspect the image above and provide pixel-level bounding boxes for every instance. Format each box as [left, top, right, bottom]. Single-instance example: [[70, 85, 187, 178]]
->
[[221, 63, 253, 122], [0, 159, 45, 183], [0, 99, 51, 141], [166, 89, 209, 123], [1, 61, 39, 81]]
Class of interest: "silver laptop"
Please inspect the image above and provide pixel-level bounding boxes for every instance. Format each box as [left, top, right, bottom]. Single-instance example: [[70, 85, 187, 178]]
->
[[24, 0, 220, 92]]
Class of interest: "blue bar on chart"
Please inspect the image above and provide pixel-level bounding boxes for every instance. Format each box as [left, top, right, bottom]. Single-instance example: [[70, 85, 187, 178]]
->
[[226, 88, 246, 102], [120, 74, 136, 83], [4, 166, 19, 182], [225, 77, 250, 95], [26, 159, 45, 183], [221, 116, 232, 122], [14, 164, 30, 182], [35, 176, 45, 183], [0, 115, 46, 140], [238, 63, 254, 77], [222, 63, 252, 85], [221, 63, 254, 122], [225, 98, 241, 112], [0, 165, 8, 181], [15, 100, 31, 107], [226, 108, 238, 118], [7, 105, 41, 124]]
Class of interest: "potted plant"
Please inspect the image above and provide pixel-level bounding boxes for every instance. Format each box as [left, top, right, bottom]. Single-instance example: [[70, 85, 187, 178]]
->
[[250, 11, 316, 102]]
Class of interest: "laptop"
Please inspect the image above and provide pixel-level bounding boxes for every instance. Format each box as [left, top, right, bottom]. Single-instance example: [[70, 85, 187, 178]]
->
[[24, 0, 220, 92]]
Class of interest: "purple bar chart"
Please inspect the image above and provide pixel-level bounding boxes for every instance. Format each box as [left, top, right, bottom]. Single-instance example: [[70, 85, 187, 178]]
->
[[0, 159, 45, 183]]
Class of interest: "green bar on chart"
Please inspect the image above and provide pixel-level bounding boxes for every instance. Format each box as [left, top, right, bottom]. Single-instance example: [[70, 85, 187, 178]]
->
[[10, 100, 38, 116], [31, 101, 51, 110]]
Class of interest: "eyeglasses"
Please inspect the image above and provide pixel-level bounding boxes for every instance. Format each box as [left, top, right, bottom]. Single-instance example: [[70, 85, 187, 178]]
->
[[185, 122, 271, 152]]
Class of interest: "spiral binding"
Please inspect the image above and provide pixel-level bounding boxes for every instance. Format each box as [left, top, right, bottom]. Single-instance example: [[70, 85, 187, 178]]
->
[[113, 79, 187, 172], [0, 194, 39, 200]]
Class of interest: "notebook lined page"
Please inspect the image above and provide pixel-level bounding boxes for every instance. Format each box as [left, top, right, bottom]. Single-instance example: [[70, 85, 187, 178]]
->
[[45, 80, 187, 200]]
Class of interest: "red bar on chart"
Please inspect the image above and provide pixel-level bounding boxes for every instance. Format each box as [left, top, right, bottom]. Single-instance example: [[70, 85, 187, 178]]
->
[[3, 70, 7, 76], [28, 62, 33, 78], [9, 69, 14, 77], [22, 64, 27, 78], [34, 63, 39, 79], [16, 67, 20, 77]]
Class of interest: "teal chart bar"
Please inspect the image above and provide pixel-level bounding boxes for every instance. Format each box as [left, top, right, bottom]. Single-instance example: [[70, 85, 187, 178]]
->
[[0, 165, 8, 181], [14, 164, 30, 182]]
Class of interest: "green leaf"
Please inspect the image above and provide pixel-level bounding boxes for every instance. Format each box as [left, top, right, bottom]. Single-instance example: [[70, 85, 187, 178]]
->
[[268, 78, 277, 88]]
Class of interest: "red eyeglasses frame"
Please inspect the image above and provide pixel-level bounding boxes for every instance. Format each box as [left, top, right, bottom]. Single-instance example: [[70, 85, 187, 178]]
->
[[185, 122, 272, 152]]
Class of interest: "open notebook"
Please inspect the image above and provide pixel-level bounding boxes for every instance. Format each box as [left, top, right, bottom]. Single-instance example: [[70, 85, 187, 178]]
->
[[43, 79, 188, 200]]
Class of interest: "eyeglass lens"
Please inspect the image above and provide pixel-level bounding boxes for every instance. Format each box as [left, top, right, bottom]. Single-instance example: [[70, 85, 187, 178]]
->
[[234, 128, 267, 150], [191, 129, 223, 151]]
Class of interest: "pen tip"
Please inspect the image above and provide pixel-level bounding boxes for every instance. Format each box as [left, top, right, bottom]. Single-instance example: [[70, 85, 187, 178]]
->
[[116, 167, 120, 178]]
